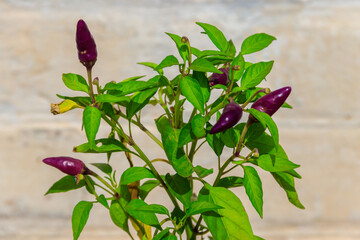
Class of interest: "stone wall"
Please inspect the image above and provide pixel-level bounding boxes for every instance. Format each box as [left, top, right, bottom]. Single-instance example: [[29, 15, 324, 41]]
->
[[1, 0, 360, 239]]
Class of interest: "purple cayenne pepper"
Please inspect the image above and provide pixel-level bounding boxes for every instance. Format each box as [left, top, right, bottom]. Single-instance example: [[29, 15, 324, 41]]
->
[[209, 67, 230, 87], [43, 156, 84, 176], [76, 19, 97, 69], [210, 99, 243, 134], [251, 86, 291, 116]]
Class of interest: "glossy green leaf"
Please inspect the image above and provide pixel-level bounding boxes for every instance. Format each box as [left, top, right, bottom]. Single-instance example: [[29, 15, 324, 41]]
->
[[91, 163, 112, 175], [216, 176, 244, 188], [243, 166, 263, 218], [257, 154, 300, 172], [197, 50, 230, 58], [248, 108, 279, 147], [186, 200, 222, 216], [95, 94, 130, 105], [189, 58, 222, 74], [241, 33, 276, 55], [136, 203, 169, 216], [137, 62, 164, 75], [120, 167, 156, 185], [73, 138, 131, 154], [180, 76, 205, 115], [72, 201, 93, 240], [110, 200, 130, 233], [153, 228, 171, 240], [155, 55, 179, 70], [122, 75, 146, 82], [196, 22, 228, 52], [241, 61, 274, 89], [198, 185, 253, 240], [126, 199, 161, 229], [226, 39, 237, 57], [220, 128, 240, 148], [191, 114, 206, 138], [254, 236, 265, 240], [178, 123, 195, 147], [205, 55, 233, 65], [194, 165, 213, 178], [45, 175, 85, 195], [193, 71, 210, 103], [165, 173, 192, 208], [166, 32, 188, 62], [139, 180, 160, 200], [206, 131, 224, 157], [83, 106, 101, 149], [156, 117, 194, 177], [62, 73, 89, 93], [97, 194, 109, 209], [229, 53, 245, 82], [126, 87, 157, 119], [271, 172, 305, 209]]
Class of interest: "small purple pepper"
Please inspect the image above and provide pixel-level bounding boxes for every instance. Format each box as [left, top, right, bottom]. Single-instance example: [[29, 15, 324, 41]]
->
[[76, 19, 97, 69], [210, 99, 243, 134], [251, 86, 291, 116], [209, 67, 230, 87], [43, 156, 85, 176]]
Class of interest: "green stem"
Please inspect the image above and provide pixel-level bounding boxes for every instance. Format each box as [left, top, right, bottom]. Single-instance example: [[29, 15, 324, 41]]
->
[[84, 176, 99, 198], [213, 154, 236, 187], [235, 119, 251, 156], [173, 82, 182, 128], [188, 140, 197, 162], [93, 183, 113, 195], [92, 172, 117, 194], [86, 68, 96, 104], [241, 88, 268, 109], [158, 89, 173, 119]]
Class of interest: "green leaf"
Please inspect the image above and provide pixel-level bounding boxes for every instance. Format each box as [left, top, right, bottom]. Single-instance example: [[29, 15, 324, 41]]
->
[[155, 55, 179, 70], [220, 128, 240, 148], [97, 194, 109, 209], [62, 73, 89, 93], [165, 173, 192, 208], [225, 39, 237, 57], [248, 108, 279, 147], [194, 165, 213, 178], [136, 203, 169, 216], [156, 117, 194, 177], [216, 176, 244, 188], [73, 138, 131, 154], [196, 22, 228, 52], [206, 130, 224, 157], [178, 123, 195, 147], [110, 200, 130, 233], [180, 76, 204, 115], [193, 71, 210, 103], [153, 228, 171, 240], [243, 166, 263, 218], [198, 185, 253, 240], [197, 50, 230, 58], [241, 33, 276, 55], [241, 61, 274, 89], [137, 62, 164, 75], [56, 95, 91, 107], [95, 94, 130, 105], [126, 199, 161, 229], [91, 163, 112, 175], [139, 180, 160, 200], [120, 167, 156, 185], [229, 53, 245, 82], [165, 32, 188, 62], [72, 201, 93, 240], [254, 236, 265, 240], [191, 114, 206, 138], [83, 106, 101, 149], [257, 154, 300, 172], [271, 172, 305, 209], [189, 58, 222, 74], [205, 56, 233, 65], [45, 175, 85, 195], [126, 87, 157, 119], [186, 200, 222, 216]]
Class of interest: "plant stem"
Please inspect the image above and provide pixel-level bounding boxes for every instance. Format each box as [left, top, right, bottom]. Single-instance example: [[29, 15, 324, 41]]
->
[[235, 119, 251, 156], [86, 68, 96, 104], [240, 88, 268, 109], [84, 176, 99, 198], [92, 172, 117, 194], [188, 140, 197, 162]]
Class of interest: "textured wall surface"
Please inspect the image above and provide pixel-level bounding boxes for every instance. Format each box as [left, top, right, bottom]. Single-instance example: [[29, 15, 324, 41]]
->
[[1, 0, 360, 239]]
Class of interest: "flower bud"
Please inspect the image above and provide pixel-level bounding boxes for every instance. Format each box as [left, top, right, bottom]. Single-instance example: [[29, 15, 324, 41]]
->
[[210, 99, 243, 134], [209, 67, 230, 87], [43, 156, 85, 176], [76, 19, 97, 69], [251, 86, 291, 117]]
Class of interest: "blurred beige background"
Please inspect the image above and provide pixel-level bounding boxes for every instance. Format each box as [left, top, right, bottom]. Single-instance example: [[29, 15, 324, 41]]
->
[[1, 0, 360, 239]]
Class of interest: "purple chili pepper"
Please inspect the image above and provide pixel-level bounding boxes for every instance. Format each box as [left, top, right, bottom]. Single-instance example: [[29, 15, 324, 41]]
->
[[251, 86, 291, 116], [210, 99, 243, 134], [209, 67, 230, 87], [76, 19, 97, 69], [43, 156, 85, 176]]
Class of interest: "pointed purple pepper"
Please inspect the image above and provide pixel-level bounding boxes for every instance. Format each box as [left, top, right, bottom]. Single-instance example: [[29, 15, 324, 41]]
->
[[251, 86, 291, 116], [209, 67, 230, 86], [76, 19, 97, 69], [210, 99, 243, 134], [43, 156, 85, 176]]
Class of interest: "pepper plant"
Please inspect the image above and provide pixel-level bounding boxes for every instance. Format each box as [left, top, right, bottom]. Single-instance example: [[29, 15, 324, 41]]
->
[[44, 19, 304, 240]]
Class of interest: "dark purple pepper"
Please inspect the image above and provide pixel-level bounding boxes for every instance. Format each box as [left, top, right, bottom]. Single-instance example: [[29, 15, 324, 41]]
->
[[43, 156, 84, 176], [210, 100, 243, 134], [251, 86, 291, 116], [76, 19, 97, 69], [209, 68, 230, 87]]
